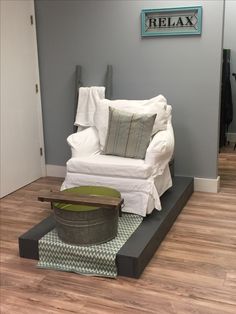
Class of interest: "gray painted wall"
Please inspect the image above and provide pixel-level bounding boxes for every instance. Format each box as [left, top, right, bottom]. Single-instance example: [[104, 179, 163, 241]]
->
[[35, 0, 224, 178], [223, 0, 236, 133]]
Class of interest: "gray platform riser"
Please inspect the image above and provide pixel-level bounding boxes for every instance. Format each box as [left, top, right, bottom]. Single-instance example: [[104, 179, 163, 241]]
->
[[18, 176, 193, 278]]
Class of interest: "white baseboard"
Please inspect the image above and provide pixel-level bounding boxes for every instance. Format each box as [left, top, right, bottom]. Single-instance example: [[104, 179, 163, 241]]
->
[[46, 164, 66, 178], [227, 132, 236, 142], [194, 176, 220, 193]]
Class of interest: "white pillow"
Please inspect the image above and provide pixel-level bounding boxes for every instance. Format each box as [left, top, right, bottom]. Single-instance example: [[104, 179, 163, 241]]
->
[[94, 95, 169, 149]]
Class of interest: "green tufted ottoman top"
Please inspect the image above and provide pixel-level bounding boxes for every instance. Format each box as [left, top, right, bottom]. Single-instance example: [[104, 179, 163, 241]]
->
[[54, 186, 121, 212]]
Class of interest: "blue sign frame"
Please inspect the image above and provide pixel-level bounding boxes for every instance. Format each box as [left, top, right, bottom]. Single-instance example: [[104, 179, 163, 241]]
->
[[141, 6, 202, 37]]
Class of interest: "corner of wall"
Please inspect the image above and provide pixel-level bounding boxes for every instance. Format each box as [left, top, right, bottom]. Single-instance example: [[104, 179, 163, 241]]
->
[[194, 176, 220, 193], [46, 164, 66, 178]]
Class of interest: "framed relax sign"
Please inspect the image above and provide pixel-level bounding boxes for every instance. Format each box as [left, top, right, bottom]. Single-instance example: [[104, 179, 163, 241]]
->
[[141, 6, 202, 37]]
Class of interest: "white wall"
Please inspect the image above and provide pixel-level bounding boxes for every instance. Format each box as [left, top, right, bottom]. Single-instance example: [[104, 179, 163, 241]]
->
[[223, 0, 236, 133]]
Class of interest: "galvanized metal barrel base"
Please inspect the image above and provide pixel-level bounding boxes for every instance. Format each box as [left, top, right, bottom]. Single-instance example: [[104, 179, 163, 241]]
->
[[54, 206, 118, 245]]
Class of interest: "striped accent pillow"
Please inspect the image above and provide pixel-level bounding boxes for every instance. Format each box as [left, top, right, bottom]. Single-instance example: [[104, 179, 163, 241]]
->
[[103, 107, 156, 159]]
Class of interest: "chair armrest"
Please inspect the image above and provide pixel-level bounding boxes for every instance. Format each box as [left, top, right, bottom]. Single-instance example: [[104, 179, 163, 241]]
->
[[145, 123, 174, 176], [67, 127, 100, 158]]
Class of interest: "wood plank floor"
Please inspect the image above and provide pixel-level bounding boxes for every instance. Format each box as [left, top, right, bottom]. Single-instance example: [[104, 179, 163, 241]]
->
[[1, 156, 236, 314]]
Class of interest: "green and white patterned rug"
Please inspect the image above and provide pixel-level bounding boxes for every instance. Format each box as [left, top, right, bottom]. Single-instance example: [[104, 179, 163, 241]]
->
[[37, 214, 143, 278]]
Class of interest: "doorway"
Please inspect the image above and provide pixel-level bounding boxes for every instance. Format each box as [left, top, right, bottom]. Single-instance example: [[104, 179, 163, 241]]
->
[[219, 0, 236, 152], [218, 0, 236, 190]]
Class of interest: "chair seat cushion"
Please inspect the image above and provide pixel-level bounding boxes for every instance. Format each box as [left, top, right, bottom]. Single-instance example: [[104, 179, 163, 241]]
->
[[67, 154, 153, 179]]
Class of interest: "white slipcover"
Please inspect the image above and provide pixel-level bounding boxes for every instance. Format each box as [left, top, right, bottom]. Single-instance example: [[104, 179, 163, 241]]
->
[[62, 120, 174, 216]]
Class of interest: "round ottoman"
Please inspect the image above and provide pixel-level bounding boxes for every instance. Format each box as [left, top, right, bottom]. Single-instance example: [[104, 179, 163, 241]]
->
[[53, 186, 121, 245]]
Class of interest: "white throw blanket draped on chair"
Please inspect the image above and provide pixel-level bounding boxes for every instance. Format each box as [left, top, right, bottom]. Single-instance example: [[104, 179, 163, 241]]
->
[[74, 86, 105, 127]]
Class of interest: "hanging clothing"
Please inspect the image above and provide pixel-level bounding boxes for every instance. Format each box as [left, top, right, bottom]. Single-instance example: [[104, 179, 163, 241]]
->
[[220, 49, 233, 148]]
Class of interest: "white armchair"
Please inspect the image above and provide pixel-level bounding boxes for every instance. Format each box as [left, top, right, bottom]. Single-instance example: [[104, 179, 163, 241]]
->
[[62, 117, 174, 216], [62, 90, 174, 216]]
